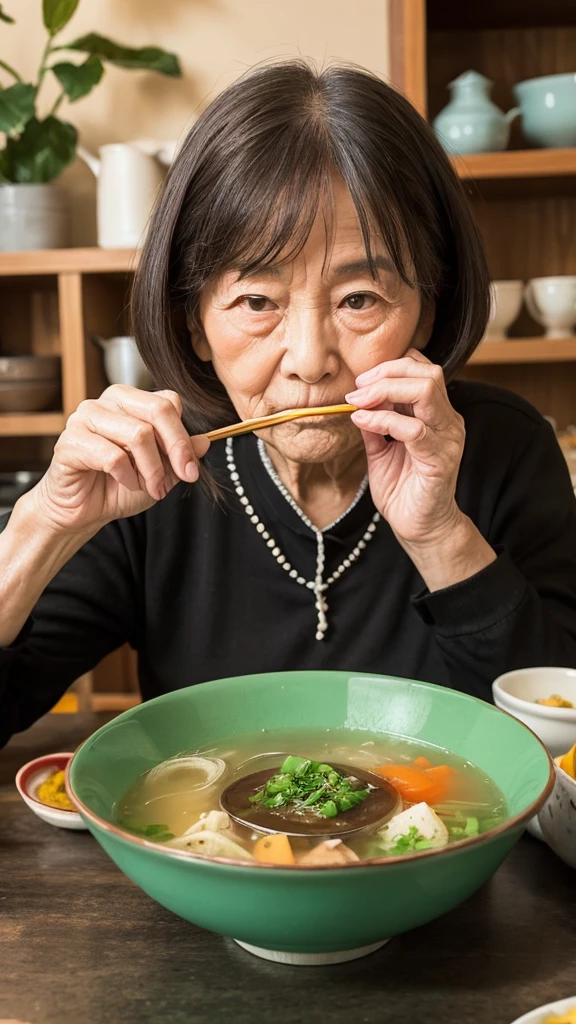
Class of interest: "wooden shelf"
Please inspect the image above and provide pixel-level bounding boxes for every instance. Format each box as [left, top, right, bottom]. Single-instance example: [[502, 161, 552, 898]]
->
[[452, 149, 576, 181], [0, 412, 66, 436], [0, 247, 138, 277], [470, 339, 576, 364]]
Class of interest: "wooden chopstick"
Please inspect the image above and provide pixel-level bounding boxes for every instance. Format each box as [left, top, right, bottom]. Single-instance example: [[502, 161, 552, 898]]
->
[[206, 404, 357, 442]]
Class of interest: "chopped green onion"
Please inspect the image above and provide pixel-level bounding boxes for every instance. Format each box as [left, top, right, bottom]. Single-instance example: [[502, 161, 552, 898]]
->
[[280, 755, 309, 774], [249, 755, 370, 821], [318, 800, 338, 818], [300, 786, 327, 807], [294, 758, 313, 778], [388, 826, 432, 855]]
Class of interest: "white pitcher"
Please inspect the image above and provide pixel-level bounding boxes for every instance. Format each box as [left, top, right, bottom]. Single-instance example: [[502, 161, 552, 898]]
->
[[93, 335, 154, 389], [78, 143, 165, 249]]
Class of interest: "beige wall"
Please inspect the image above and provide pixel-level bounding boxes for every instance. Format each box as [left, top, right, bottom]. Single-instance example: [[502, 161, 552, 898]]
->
[[3, 0, 390, 244]]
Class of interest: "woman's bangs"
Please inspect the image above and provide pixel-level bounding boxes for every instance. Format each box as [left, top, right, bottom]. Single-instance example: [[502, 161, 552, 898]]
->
[[214, 168, 413, 292], [218, 167, 334, 278]]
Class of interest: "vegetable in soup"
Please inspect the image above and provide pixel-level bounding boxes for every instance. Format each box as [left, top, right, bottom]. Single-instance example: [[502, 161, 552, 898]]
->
[[115, 728, 506, 866]]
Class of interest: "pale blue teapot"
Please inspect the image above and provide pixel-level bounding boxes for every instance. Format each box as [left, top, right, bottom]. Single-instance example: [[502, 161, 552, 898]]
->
[[433, 70, 518, 156]]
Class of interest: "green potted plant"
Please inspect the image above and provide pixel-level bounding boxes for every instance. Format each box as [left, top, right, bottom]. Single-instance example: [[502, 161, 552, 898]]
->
[[0, 0, 181, 251]]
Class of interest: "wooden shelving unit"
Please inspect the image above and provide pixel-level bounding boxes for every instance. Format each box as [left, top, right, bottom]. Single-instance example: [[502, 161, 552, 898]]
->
[[470, 340, 576, 364], [0, 246, 139, 709], [389, 0, 576, 432], [0, 247, 137, 276], [0, 412, 66, 436], [452, 149, 576, 182]]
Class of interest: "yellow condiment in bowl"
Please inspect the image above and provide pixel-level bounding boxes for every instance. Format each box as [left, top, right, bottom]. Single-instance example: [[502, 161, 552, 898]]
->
[[36, 769, 75, 811]]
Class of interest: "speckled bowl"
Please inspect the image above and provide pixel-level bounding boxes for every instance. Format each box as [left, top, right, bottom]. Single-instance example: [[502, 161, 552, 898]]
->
[[16, 752, 87, 830], [538, 762, 576, 869]]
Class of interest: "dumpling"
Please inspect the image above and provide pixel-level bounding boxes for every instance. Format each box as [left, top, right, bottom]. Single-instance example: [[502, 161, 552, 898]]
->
[[166, 829, 254, 860]]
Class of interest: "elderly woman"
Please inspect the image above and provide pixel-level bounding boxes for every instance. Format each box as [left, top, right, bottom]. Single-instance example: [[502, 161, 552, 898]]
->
[[1, 62, 575, 746]]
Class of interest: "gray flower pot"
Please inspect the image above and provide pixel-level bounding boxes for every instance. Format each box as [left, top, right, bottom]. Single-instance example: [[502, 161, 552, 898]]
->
[[0, 183, 71, 251]]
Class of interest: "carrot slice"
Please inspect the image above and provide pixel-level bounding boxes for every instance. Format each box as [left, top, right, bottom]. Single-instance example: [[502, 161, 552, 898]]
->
[[254, 833, 295, 865], [425, 765, 456, 802], [412, 756, 432, 769], [375, 765, 440, 803], [425, 765, 453, 784]]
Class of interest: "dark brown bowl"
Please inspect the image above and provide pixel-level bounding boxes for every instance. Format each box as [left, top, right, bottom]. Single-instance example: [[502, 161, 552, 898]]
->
[[0, 380, 61, 412], [0, 355, 61, 382]]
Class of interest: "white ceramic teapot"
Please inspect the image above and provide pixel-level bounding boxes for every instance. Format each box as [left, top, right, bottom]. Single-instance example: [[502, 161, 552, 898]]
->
[[78, 143, 166, 249]]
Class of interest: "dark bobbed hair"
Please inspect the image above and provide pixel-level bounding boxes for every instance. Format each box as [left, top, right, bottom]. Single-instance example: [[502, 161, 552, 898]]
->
[[132, 60, 490, 432]]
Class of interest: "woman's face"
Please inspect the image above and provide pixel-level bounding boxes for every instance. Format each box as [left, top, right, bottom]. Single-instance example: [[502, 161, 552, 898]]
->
[[196, 177, 434, 463]]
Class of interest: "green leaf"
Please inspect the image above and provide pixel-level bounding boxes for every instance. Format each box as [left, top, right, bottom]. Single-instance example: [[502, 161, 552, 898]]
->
[[0, 115, 77, 183], [51, 56, 103, 102], [0, 83, 35, 134], [389, 826, 432, 855], [43, 0, 79, 36], [0, 4, 14, 24], [60, 33, 181, 76]]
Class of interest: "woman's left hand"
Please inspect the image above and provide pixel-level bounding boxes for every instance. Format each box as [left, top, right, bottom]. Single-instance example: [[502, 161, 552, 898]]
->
[[346, 349, 497, 590], [345, 348, 499, 593], [346, 349, 466, 548]]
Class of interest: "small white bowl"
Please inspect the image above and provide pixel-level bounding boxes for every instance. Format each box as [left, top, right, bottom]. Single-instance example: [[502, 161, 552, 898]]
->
[[493, 667, 576, 757], [511, 995, 576, 1023], [15, 752, 88, 830], [538, 763, 576, 869]]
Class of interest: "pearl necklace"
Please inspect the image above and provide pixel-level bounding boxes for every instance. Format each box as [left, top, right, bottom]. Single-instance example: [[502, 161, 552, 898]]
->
[[225, 437, 380, 641]]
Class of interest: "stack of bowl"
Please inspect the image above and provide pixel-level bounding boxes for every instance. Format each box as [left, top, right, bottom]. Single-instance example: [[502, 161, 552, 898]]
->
[[0, 355, 61, 413]]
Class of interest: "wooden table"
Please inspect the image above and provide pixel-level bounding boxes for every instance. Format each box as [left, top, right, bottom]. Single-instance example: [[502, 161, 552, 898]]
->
[[2, 714, 576, 1024]]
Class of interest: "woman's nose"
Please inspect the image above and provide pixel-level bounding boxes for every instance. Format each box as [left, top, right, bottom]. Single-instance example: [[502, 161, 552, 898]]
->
[[281, 308, 338, 383]]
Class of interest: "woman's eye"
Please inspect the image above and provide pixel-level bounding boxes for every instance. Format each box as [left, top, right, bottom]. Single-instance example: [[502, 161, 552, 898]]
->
[[240, 295, 276, 312], [342, 293, 376, 311]]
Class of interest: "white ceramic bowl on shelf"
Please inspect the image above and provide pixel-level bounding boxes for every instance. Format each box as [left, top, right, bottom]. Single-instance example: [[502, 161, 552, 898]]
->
[[492, 667, 576, 758], [484, 280, 524, 340]]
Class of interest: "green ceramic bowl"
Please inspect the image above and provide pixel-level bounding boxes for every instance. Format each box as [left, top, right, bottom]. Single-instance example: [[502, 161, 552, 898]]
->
[[68, 671, 553, 965]]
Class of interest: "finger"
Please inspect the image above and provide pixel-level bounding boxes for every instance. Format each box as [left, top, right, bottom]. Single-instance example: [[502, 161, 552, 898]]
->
[[355, 354, 445, 389], [74, 403, 173, 501], [190, 433, 211, 460], [59, 428, 142, 492], [351, 407, 427, 445], [346, 377, 453, 429], [99, 386, 199, 483]]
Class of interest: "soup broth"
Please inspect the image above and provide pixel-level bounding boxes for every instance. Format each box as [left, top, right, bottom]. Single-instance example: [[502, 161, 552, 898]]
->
[[115, 728, 506, 866]]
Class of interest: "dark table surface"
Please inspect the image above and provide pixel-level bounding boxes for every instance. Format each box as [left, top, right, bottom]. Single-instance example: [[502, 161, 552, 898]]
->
[[1, 714, 576, 1024]]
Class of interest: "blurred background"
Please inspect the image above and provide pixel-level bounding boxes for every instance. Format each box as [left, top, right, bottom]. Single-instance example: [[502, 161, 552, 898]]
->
[[3, 0, 391, 245], [0, 0, 574, 709]]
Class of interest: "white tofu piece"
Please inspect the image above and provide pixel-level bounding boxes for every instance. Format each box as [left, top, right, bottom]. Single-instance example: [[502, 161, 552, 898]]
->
[[377, 802, 449, 852]]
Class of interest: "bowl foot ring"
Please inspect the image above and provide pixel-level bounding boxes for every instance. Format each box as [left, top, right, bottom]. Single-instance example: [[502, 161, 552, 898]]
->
[[233, 938, 390, 965]]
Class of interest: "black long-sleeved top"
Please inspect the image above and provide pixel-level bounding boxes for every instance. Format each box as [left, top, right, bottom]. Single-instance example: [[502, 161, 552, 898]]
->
[[1, 380, 576, 748]]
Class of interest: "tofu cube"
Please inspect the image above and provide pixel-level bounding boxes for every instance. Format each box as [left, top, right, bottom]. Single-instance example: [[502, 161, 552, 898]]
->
[[377, 802, 449, 852]]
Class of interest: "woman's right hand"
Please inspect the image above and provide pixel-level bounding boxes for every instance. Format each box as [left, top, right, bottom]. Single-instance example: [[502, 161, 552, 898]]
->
[[29, 386, 210, 535]]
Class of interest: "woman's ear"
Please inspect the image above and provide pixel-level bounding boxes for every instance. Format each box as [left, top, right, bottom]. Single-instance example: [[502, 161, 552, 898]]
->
[[191, 327, 212, 363], [412, 298, 436, 352]]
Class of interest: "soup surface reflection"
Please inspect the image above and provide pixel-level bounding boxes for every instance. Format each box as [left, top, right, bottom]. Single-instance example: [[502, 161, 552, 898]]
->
[[115, 728, 507, 866]]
